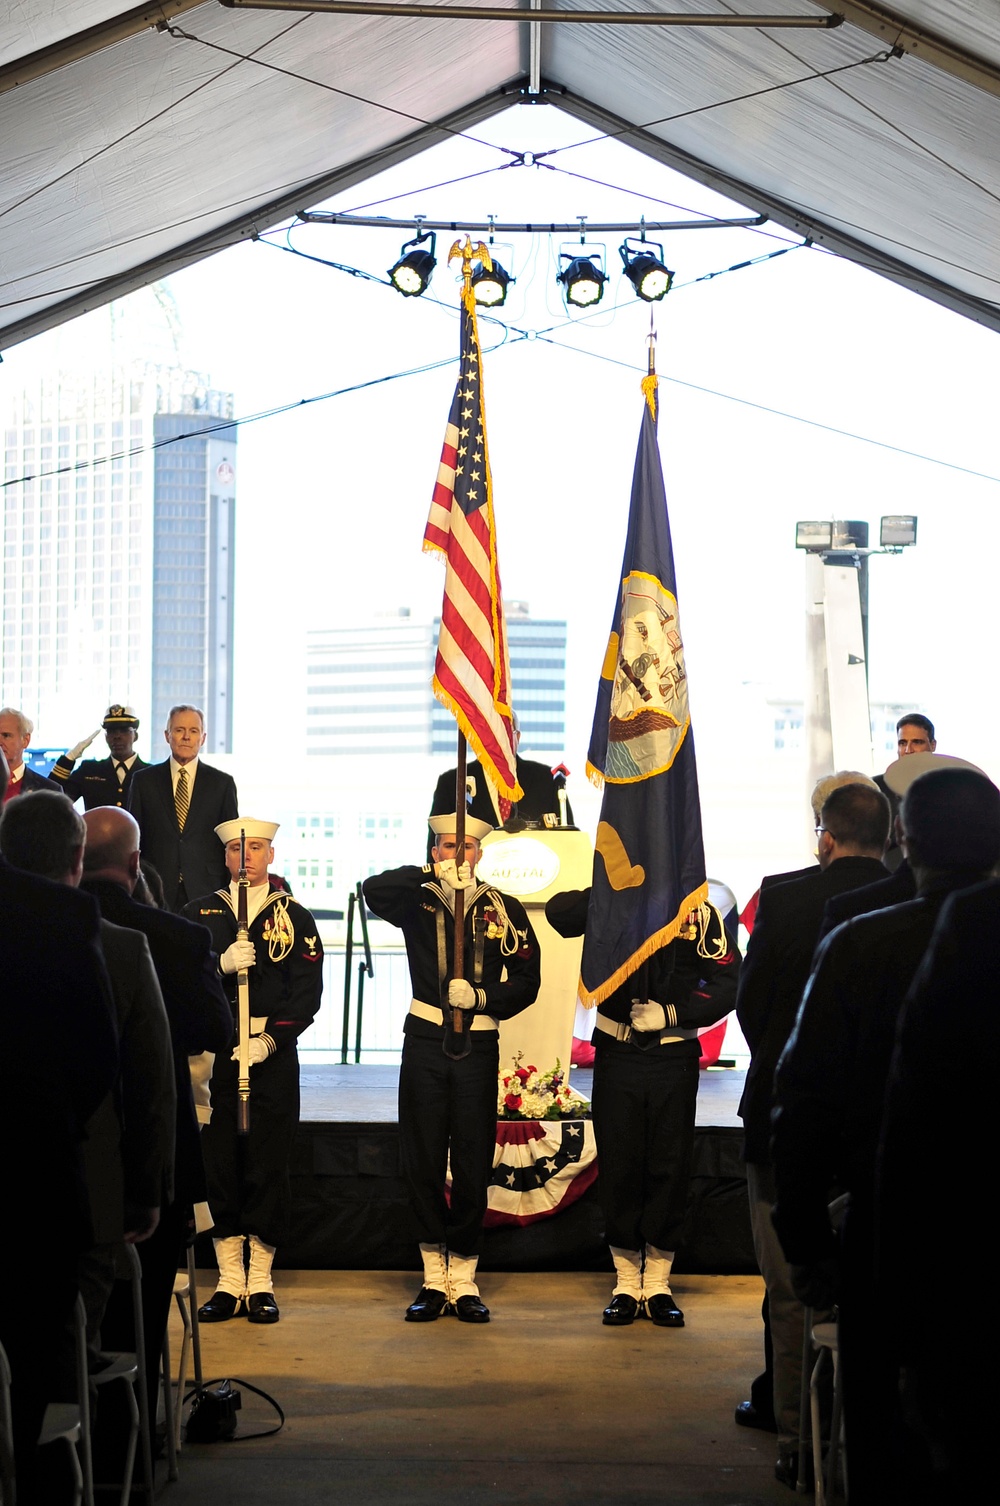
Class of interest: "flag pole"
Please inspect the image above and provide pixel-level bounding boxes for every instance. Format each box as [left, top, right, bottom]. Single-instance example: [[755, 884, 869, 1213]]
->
[[442, 237, 485, 1062], [442, 732, 471, 1059]]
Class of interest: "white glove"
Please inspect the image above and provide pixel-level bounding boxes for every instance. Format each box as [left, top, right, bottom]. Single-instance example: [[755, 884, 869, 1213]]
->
[[68, 728, 102, 760], [630, 1000, 667, 1033], [437, 859, 473, 891], [231, 1038, 270, 1066], [220, 938, 256, 974], [448, 978, 476, 1011]]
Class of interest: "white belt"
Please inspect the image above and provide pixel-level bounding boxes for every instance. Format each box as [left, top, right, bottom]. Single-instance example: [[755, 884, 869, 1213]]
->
[[594, 1012, 697, 1046], [409, 999, 499, 1032], [250, 1016, 268, 1035]]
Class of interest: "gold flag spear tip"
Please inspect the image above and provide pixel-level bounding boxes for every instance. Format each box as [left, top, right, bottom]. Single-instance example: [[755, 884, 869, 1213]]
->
[[642, 326, 658, 417]]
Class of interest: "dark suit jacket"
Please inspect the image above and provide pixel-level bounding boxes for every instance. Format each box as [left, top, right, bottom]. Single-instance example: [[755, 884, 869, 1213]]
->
[[3, 765, 51, 799], [128, 758, 238, 910], [877, 879, 999, 1346], [428, 755, 573, 858], [81, 877, 234, 1206], [818, 861, 916, 943], [0, 857, 119, 1247], [84, 919, 175, 1240], [736, 855, 887, 1163], [49, 753, 148, 809], [771, 880, 965, 1266]]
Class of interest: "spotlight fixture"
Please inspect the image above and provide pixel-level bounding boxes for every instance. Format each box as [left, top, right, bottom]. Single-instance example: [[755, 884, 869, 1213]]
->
[[388, 231, 437, 297], [471, 259, 513, 308], [620, 237, 674, 302], [558, 254, 607, 309]]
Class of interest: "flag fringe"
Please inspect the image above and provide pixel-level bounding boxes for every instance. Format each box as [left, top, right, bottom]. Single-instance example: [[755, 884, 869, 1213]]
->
[[430, 678, 524, 803], [576, 880, 709, 1009], [586, 759, 605, 790]]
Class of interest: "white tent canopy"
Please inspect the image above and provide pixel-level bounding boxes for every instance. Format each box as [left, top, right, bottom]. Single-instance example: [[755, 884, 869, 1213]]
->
[[2, 1, 999, 348]]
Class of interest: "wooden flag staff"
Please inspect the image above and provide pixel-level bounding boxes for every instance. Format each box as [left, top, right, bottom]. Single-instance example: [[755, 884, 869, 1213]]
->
[[443, 735, 470, 1060]]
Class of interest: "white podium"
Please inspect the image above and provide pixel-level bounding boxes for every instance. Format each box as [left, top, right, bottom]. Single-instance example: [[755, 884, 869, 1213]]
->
[[476, 827, 594, 1079]]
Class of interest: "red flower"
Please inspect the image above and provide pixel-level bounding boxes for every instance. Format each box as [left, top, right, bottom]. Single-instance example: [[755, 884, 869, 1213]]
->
[[515, 1067, 530, 1084], [504, 1092, 523, 1112]]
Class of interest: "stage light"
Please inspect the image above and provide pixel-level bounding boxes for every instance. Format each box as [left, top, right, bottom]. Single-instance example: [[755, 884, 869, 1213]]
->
[[388, 232, 437, 297], [471, 259, 513, 307], [620, 238, 673, 302], [558, 255, 607, 309]]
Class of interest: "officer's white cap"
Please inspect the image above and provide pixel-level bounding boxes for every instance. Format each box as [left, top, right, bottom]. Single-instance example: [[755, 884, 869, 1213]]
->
[[428, 813, 492, 842], [884, 751, 985, 797], [215, 818, 280, 845]]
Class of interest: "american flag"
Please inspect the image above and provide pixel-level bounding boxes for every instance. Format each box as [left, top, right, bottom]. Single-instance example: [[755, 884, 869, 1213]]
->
[[424, 285, 522, 807]]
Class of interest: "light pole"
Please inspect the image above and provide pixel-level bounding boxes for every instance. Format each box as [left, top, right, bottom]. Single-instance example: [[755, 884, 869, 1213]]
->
[[795, 515, 917, 820]]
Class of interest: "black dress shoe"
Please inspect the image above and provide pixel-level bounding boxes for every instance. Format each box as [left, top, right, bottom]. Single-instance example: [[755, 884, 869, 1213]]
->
[[775, 1450, 812, 1491], [734, 1399, 776, 1432], [404, 1286, 450, 1322], [602, 1293, 639, 1326], [455, 1294, 490, 1324], [198, 1291, 244, 1322], [646, 1292, 685, 1327], [247, 1290, 280, 1324]]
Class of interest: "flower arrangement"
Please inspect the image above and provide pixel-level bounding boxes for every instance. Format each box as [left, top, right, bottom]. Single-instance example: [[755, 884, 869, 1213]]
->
[[497, 1052, 591, 1121]]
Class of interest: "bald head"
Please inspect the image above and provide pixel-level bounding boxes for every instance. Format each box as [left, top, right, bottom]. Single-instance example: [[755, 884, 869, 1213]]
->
[[82, 806, 142, 891]]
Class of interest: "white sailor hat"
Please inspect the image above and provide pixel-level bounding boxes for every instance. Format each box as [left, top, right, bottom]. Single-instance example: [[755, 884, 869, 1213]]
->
[[428, 812, 493, 842], [883, 751, 985, 797], [215, 818, 280, 845]]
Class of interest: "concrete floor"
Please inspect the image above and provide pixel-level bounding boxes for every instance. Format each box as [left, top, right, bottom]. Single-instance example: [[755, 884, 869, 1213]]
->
[[162, 1270, 795, 1505]]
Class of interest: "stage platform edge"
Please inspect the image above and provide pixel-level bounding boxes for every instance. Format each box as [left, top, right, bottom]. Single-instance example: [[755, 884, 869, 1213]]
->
[[202, 1119, 756, 1277]]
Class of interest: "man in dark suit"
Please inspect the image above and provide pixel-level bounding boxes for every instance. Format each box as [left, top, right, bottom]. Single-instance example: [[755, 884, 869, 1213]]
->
[[48, 703, 148, 809], [878, 876, 999, 1501], [736, 780, 890, 1487], [128, 702, 238, 910], [79, 803, 233, 1427], [0, 790, 175, 1364], [735, 769, 881, 1434], [0, 706, 52, 802], [431, 753, 571, 826], [771, 769, 1000, 1504], [0, 754, 119, 1505]]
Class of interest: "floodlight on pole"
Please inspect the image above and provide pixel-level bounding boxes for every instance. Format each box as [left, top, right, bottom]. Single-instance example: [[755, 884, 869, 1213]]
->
[[879, 514, 917, 549], [388, 230, 437, 296], [619, 237, 673, 302]]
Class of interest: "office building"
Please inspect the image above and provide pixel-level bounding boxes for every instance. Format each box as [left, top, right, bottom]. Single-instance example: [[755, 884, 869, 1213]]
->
[[2, 363, 236, 752], [306, 605, 568, 760]]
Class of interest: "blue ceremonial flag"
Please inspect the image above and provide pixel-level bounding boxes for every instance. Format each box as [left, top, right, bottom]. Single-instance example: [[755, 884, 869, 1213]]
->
[[580, 377, 708, 1006]]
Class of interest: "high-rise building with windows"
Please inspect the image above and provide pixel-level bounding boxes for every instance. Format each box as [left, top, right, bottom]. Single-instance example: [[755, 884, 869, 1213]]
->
[[2, 364, 235, 753], [306, 605, 568, 760]]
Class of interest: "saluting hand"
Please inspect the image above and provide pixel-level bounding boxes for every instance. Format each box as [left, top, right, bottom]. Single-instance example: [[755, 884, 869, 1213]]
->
[[68, 728, 102, 760]]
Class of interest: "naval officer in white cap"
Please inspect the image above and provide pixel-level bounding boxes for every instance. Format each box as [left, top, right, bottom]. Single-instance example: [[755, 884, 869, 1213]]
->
[[364, 814, 540, 1323], [183, 818, 323, 1323]]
